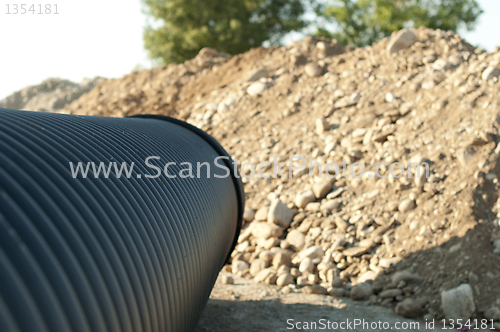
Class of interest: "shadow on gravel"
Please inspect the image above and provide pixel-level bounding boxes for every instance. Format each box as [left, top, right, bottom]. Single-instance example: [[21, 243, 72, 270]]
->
[[195, 224, 500, 332], [196, 299, 299, 332], [195, 298, 430, 332], [369, 223, 500, 317], [365, 156, 500, 319]]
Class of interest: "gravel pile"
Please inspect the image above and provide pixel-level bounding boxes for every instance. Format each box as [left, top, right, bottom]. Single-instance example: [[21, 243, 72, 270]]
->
[[58, 27, 500, 325], [0, 77, 105, 112]]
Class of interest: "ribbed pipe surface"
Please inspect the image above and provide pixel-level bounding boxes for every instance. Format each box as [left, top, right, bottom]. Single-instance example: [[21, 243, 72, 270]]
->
[[0, 108, 244, 332]]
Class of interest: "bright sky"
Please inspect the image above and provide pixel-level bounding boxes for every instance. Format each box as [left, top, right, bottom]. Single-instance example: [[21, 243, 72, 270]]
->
[[0, 0, 498, 101]]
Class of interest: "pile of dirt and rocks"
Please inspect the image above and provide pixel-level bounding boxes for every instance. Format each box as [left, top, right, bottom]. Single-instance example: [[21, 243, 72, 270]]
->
[[0, 77, 105, 112], [60, 27, 500, 326]]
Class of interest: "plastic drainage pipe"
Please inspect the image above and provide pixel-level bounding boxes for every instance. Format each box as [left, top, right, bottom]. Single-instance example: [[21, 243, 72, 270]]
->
[[0, 108, 244, 332]]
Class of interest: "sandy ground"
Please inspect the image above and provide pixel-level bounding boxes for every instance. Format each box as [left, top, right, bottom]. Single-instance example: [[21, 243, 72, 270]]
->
[[195, 273, 487, 332]]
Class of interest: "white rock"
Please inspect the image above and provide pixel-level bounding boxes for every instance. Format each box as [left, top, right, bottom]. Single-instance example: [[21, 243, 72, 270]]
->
[[307, 274, 320, 284], [203, 109, 215, 121], [356, 270, 378, 284], [448, 54, 464, 65], [243, 206, 255, 222], [318, 261, 335, 273], [441, 284, 476, 320], [493, 239, 500, 254], [286, 229, 306, 250], [295, 190, 316, 208], [396, 298, 423, 318], [307, 227, 321, 241], [414, 165, 427, 187], [268, 199, 294, 228], [272, 252, 292, 269], [343, 246, 370, 257], [432, 59, 452, 71], [316, 41, 327, 50], [305, 63, 323, 77], [299, 246, 324, 260], [482, 66, 500, 80], [410, 153, 425, 165], [387, 29, 418, 53], [237, 225, 253, 243], [485, 173, 497, 181], [246, 68, 269, 82], [247, 82, 267, 96], [232, 260, 249, 274], [363, 129, 374, 144], [234, 240, 250, 252], [334, 216, 349, 230], [254, 206, 269, 221], [422, 55, 437, 64], [254, 268, 275, 283], [224, 96, 239, 107], [400, 102, 413, 115], [422, 80, 436, 89], [352, 128, 367, 138], [251, 222, 283, 239], [330, 287, 346, 297], [379, 289, 403, 299], [217, 103, 230, 114], [305, 202, 321, 212], [326, 187, 344, 199], [379, 257, 400, 268], [320, 200, 340, 214], [324, 141, 336, 155], [217, 96, 239, 114], [455, 147, 475, 168], [398, 199, 415, 213], [334, 96, 357, 108], [250, 258, 267, 276], [484, 306, 500, 321], [312, 180, 332, 199], [316, 118, 328, 135], [276, 273, 295, 287], [385, 92, 395, 103], [259, 250, 275, 265], [299, 257, 314, 273], [391, 270, 423, 284], [296, 275, 309, 286], [206, 103, 218, 112], [350, 282, 372, 300]]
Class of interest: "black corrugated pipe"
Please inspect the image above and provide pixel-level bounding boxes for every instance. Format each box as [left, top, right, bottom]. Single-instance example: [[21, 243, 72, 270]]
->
[[0, 108, 244, 332]]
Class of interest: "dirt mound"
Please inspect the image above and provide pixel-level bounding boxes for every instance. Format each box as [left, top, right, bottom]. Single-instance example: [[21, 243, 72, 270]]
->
[[0, 77, 104, 112], [62, 47, 235, 117], [63, 27, 500, 323]]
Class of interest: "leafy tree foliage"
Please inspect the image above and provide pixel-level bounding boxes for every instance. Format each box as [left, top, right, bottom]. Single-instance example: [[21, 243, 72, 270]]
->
[[315, 0, 483, 46], [143, 0, 306, 64]]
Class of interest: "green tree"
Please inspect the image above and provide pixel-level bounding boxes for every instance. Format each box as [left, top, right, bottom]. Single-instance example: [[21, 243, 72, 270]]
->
[[142, 0, 306, 65], [315, 0, 482, 46]]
